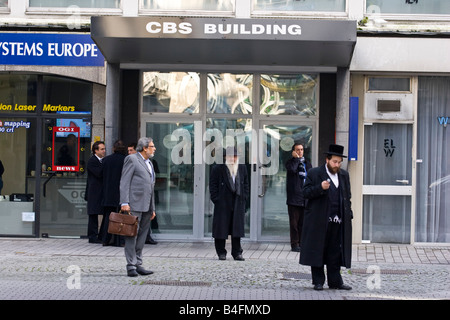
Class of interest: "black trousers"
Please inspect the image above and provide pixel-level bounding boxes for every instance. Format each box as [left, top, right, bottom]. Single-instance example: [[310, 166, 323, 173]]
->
[[311, 221, 343, 287], [287, 205, 305, 249], [214, 237, 243, 258], [87, 214, 101, 242]]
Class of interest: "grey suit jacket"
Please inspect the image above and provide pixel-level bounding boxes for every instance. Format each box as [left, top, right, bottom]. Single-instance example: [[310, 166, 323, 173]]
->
[[119, 152, 155, 213]]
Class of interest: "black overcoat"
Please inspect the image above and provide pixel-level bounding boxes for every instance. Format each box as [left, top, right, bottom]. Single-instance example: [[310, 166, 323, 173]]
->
[[299, 164, 353, 268], [101, 152, 126, 208], [209, 164, 249, 239], [85, 155, 103, 215]]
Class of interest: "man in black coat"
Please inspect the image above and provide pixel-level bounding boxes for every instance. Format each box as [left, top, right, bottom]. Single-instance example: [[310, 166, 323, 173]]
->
[[209, 147, 249, 261], [300, 144, 353, 291], [101, 140, 127, 246], [85, 141, 106, 243], [285, 142, 312, 252]]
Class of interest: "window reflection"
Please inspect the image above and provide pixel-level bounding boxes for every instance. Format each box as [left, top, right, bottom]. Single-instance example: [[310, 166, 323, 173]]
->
[[253, 0, 345, 12], [141, 0, 235, 11], [260, 74, 317, 116], [143, 72, 200, 113], [207, 74, 253, 114], [29, 0, 120, 8], [366, 0, 450, 15]]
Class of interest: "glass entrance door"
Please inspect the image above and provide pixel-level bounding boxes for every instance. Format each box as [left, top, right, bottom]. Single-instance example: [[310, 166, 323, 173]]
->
[[257, 121, 316, 240], [143, 120, 199, 238], [363, 123, 413, 243]]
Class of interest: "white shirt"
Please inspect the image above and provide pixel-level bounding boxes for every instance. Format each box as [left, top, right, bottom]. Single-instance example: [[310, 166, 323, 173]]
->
[[325, 164, 339, 188], [138, 152, 154, 179]]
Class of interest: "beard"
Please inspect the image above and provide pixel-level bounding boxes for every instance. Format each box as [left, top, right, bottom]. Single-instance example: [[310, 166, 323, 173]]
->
[[327, 162, 340, 174], [226, 161, 239, 177]]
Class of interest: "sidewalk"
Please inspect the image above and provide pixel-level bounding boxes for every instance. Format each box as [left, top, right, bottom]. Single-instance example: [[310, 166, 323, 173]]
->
[[0, 237, 449, 302]]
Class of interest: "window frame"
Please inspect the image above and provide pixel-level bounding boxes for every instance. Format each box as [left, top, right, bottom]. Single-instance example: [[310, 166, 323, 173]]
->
[[364, 0, 450, 22], [251, 0, 348, 19], [26, 0, 123, 16]]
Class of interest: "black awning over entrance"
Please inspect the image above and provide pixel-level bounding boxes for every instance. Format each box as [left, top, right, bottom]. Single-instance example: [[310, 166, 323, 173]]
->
[[91, 17, 356, 68]]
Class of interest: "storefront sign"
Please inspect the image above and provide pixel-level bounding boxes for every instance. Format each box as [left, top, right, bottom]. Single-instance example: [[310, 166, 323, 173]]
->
[[91, 16, 356, 67], [0, 120, 31, 133], [0, 33, 104, 66], [145, 20, 302, 38], [438, 116, 449, 126]]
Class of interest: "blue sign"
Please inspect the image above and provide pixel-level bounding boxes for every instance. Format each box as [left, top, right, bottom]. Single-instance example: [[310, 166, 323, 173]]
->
[[0, 33, 104, 66], [348, 97, 359, 161]]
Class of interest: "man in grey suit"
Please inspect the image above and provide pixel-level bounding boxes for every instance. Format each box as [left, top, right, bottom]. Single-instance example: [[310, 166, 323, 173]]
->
[[120, 137, 156, 277]]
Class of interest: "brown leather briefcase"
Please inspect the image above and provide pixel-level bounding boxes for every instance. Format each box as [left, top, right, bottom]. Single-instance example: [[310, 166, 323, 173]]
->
[[108, 211, 138, 237]]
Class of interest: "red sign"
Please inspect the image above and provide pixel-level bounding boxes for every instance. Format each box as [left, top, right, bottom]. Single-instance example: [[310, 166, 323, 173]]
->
[[52, 126, 80, 172]]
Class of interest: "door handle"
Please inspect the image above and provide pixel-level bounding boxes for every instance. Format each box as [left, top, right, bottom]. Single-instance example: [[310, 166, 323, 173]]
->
[[396, 179, 409, 184]]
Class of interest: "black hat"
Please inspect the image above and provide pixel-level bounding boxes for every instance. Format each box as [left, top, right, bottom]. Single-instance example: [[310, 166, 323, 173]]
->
[[225, 146, 238, 156], [325, 144, 347, 158]]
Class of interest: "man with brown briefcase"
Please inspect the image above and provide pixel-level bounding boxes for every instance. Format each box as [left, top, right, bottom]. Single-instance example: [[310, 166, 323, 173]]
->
[[119, 137, 157, 277]]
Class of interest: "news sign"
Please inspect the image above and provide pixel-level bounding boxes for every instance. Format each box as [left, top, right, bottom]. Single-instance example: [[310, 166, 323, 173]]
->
[[0, 33, 104, 66], [52, 126, 80, 172]]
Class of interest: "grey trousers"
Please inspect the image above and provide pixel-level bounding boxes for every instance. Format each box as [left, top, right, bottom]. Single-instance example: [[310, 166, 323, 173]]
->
[[124, 211, 151, 271]]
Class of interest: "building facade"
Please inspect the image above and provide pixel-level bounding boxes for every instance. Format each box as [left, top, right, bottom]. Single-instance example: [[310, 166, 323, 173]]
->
[[0, 0, 449, 244]]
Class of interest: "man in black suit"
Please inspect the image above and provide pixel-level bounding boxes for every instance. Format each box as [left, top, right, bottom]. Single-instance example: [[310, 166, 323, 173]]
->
[[101, 140, 127, 246], [285, 142, 312, 252], [85, 141, 106, 243], [300, 144, 353, 291], [209, 147, 249, 261]]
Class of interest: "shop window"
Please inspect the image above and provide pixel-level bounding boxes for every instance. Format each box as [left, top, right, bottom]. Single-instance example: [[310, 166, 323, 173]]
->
[[0, 0, 8, 8], [28, 0, 120, 8], [0, 117, 36, 236], [141, 0, 235, 11], [142, 72, 200, 114], [0, 74, 38, 114], [366, 0, 450, 15], [260, 74, 318, 116], [416, 76, 450, 242], [253, 0, 346, 13], [42, 76, 92, 114], [207, 74, 253, 114]]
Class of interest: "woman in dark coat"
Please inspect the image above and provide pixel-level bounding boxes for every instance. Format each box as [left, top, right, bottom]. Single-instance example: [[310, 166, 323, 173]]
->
[[209, 148, 249, 261], [300, 144, 353, 290]]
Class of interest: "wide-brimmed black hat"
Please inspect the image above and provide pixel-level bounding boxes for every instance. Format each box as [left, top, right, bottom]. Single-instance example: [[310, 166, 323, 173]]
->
[[324, 144, 347, 158], [225, 146, 238, 156]]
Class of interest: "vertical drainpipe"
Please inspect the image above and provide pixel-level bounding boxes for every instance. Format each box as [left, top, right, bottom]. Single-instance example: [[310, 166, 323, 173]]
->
[[336, 67, 350, 170], [105, 62, 120, 155]]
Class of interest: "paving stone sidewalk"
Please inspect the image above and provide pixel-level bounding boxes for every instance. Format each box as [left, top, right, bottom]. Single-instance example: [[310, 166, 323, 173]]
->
[[0, 238, 449, 302]]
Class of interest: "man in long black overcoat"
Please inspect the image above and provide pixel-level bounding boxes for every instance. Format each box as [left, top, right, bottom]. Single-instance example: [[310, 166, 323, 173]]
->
[[209, 147, 249, 261], [101, 140, 127, 246], [300, 144, 353, 290]]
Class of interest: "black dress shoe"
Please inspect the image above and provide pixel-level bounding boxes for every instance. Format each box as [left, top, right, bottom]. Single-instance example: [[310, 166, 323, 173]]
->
[[218, 254, 226, 260], [136, 266, 154, 275], [127, 269, 138, 277], [329, 284, 352, 290], [145, 237, 158, 245], [233, 255, 245, 261], [313, 284, 324, 291]]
